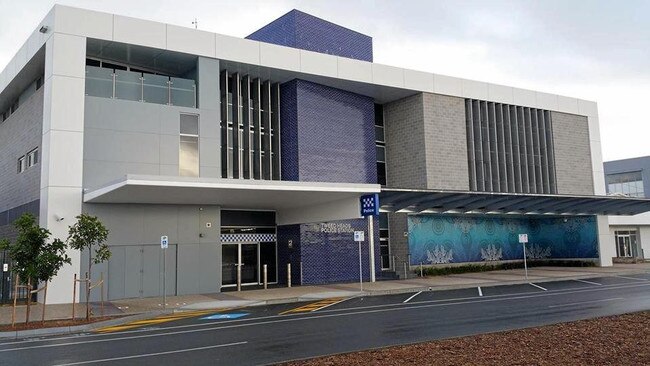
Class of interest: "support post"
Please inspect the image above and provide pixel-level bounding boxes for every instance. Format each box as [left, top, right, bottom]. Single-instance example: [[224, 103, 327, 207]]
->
[[403, 262, 407, 279], [263, 264, 268, 290], [41, 284, 48, 324], [368, 215, 376, 282], [12, 274, 19, 327], [100, 272, 105, 317], [358, 239, 363, 292], [523, 242, 529, 281], [162, 248, 167, 310], [72, 273, 77, 320], [287, 263, 292, 288], [85, 272, 90, 320]]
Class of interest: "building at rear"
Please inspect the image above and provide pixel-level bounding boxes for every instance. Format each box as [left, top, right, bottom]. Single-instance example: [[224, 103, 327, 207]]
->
[[1, 6, 648, 304]]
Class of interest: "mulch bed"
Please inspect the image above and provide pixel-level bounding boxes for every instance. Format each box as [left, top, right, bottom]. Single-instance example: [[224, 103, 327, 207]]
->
[[282, 311, 650, 366], [0, 316, 124, 332]]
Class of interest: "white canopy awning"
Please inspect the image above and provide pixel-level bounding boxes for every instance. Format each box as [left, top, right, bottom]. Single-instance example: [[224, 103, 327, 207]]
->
[[84, 175, 381, 225]]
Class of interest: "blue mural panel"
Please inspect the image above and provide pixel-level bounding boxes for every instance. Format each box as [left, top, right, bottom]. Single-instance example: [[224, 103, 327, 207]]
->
[[408, 215, 598, 265]]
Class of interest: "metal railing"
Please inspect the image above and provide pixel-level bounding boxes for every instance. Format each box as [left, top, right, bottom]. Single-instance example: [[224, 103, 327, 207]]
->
[[391, 254, 412, 279], [85, 66, 197, 108]]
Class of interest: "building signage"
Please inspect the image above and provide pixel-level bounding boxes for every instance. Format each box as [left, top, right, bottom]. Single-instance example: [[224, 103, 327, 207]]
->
[[160, 235, 169, 249], [360, 194, 379, 217], [354, 231, 365, 242], [518, 234, 528, 244]]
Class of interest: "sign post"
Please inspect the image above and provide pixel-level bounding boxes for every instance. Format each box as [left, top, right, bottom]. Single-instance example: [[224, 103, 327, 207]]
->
[[519, 233, 529, 281], [354, 230, 365, 291], [360, 194, 379, 283], [160, 235, 168, 309]]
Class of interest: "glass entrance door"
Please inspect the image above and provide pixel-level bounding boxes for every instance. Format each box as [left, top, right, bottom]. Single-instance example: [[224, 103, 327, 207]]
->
[[222, 243, 261, 287], [617, 235, 632, 257]]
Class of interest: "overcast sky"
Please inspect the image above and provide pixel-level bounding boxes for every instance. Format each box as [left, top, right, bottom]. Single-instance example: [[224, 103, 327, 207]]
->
[[1, 0, 648, 161]]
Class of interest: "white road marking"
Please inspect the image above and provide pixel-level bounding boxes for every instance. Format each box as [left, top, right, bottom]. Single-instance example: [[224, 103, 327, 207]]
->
[[52, 341, 247, 365], [2, 282, 649, 353], [574, 279, 602, 286], [477, 287, 483, 297], [548, 298, 623, 309], [529, 283, 547, 291], [615, 275, 648, 282], [403, 291, 422, 303]]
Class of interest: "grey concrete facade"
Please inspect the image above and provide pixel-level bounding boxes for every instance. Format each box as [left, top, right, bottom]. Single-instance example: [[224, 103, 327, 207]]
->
[[83, 203, 221, 301], [0, 87, 43, 213], [551, 111, 595, 195]]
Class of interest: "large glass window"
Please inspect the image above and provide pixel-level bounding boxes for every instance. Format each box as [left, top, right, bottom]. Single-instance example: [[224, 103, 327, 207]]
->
[[375, 104, 387, 186], [606, 171, 645, 198], [179, 114, 199, 177]]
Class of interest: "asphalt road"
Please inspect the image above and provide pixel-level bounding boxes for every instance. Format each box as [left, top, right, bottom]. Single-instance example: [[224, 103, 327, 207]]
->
[[3, 273, 650, 365]]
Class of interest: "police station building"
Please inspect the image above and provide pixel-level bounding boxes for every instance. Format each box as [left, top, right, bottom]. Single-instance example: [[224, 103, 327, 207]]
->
[[1, 5, 649, 304]]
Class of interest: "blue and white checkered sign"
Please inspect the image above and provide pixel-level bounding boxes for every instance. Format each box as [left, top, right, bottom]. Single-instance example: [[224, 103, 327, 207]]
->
[[221, 233, 276, 243], [360, 193, 379, 217]]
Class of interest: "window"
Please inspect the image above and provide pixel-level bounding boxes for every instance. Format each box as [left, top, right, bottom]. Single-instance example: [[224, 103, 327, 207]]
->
[[27, 148, 39, 167], [179, 114, 199, 177], [606, 171, 645, 198], [375, 104, 387, 186], [17, 156, 26, 173], [614, 230, 638, 258]]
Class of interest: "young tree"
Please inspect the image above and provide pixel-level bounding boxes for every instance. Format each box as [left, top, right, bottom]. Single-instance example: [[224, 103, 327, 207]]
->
[[0, 213, 70, 323], [67, 214, 110, 320]]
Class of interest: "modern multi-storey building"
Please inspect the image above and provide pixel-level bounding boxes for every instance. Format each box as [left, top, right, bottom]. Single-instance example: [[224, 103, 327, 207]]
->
[[1, 5, 649, 304], [605, 156, 650, 260]]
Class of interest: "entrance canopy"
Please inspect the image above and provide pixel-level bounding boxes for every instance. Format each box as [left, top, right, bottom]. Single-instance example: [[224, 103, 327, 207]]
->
[[83, 175, 381, 225], [380, 188, 650, 216]]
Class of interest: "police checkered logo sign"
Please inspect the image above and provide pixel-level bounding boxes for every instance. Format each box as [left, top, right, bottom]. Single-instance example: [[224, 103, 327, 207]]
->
[[360, 193, 379, 217], [221, 234, 276, 243]]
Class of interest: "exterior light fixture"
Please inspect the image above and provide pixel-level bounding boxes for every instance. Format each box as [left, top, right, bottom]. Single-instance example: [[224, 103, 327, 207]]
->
[[39, 26, 49, 33]]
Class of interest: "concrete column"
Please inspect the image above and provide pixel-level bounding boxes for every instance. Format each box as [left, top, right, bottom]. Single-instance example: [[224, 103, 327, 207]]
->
[[596, 215, 615, 267], [39, 32, 86, 304]]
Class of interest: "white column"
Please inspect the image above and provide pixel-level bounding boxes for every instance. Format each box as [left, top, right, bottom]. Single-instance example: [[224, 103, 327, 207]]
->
[[39, 32, 87, 304], [596, 215, 615, 267]]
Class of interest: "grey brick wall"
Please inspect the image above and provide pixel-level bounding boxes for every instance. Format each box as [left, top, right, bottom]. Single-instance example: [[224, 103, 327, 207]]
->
[[423, 93, 469, 190], [384, 93, 427, 189], [0, 87, 43, 213], [551, 111, 594, 195], [388, 212, 410, 278]]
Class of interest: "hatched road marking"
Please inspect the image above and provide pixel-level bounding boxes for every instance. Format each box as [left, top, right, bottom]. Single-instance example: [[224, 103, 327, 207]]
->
[[280, 298, 346, 315], [96, 309, 231, 333]]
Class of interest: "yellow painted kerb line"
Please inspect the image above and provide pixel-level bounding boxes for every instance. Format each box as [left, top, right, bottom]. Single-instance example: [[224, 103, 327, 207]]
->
[[96, 308, 231, 333], [280, 297, 345, 315]]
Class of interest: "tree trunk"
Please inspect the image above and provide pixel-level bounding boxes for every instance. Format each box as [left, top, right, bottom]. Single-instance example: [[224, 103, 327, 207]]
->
[[25, 278, 31, 324]]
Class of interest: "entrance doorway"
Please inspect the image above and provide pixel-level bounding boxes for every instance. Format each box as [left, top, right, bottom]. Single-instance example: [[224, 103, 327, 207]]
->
[[615, 230, 638, 258], [222, 242, 277, 288]]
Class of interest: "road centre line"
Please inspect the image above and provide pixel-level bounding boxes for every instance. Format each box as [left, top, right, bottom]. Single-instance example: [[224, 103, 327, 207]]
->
[[53, 341, 248, 366], [2, 281, 649, 353], [403, 291, 422, 303], [548, 298, 624, 309], [1, 280, 646, 348], [574, 279, 603, 286], [529, 283, 547, 291]]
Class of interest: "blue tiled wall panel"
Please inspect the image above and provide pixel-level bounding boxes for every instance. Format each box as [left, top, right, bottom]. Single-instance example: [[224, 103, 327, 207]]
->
[[277, 219, 381, 286], [408, 215, 598, 265], [280, 79, 376, 184], [247, 9, 373, 62]]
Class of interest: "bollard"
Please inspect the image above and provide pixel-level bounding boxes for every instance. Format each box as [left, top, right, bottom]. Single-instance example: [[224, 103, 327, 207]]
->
[[287, 263, 292, 288], [263, 264, 268, 290], [404, 262, 407, 279], [237, 264, 242, 292], [420, 262, 423, 277]]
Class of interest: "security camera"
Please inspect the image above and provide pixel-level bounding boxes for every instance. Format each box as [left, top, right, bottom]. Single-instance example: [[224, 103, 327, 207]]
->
[[39, 26, 49, 33], [54, 214, 64, 222]]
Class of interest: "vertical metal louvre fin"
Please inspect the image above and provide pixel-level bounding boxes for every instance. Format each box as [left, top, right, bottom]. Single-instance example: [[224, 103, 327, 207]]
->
[[252, 78, 262, 180], [231, 73, 241, 179], [473, 100, 485, 191], [262, 81, 272, 180], [496, 103, 507, 192], [220, 70, 229, 178], [465, 99, 477, 191], [271, 83, 281, 180], [242, 75, 251, 179]]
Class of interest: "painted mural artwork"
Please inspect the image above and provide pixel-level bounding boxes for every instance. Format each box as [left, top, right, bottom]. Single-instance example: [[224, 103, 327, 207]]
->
[[408, 215, 598, 265]]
